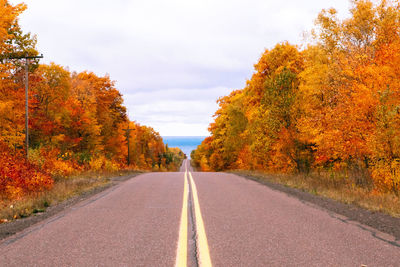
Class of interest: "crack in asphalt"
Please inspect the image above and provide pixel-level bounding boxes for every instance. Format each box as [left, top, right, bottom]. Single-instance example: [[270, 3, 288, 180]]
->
[[326, 211, 400, 248], [188, 174, 199, 267], [288, 195, 400, 248]]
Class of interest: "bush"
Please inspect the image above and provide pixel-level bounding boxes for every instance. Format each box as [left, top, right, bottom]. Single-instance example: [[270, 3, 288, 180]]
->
[[0, 143, 53, 200]]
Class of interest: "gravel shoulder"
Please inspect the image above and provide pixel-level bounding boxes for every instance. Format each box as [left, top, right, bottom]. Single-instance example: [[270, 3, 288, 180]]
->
[[0, 172, 141, 241], [234, 171, 400, 241]]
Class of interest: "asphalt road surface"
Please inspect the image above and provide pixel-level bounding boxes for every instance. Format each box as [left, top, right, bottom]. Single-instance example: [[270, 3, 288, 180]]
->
[[1, 159, 399, 266]]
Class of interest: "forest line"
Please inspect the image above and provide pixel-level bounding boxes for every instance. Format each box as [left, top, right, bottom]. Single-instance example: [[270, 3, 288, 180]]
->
[[192, 0, 400, 194], [0, 1, 184, 202]]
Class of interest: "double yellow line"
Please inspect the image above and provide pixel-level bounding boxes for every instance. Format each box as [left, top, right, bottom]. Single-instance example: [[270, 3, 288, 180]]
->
[[175, 163, 212, 267], [175, 171, 189, 267]]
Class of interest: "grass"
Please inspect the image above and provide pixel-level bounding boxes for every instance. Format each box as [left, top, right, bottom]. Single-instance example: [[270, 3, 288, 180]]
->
[[0, 169, 141, 223], [231, 169, 400, 218]]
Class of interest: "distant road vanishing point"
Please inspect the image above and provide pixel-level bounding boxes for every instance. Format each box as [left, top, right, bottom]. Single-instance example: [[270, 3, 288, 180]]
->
[[1, 159, 399, 266]]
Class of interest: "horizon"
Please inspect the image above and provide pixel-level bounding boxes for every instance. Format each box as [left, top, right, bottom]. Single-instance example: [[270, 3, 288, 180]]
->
[[162, 136, 205, 158]]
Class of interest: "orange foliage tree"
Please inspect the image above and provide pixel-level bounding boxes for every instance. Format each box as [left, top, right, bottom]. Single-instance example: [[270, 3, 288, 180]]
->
[[0, 1, 183, 200], [192, 0, 400, 193]]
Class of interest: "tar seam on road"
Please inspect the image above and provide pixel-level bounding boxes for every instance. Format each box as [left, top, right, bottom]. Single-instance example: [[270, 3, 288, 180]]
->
[[188, 173, 199, 267], [189, 172, 212, 267], [327, 211, 400, 248], [175, 171, 189, 267], [282, 192, 400, 247]]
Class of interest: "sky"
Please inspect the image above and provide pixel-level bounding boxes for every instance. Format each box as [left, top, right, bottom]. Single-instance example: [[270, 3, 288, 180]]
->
[[10, 0, 351, 136]]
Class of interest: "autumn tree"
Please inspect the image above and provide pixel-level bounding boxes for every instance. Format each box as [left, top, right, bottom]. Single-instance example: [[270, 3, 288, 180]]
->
[[192, 0, 400, 193], [0, 0, 182, 200]]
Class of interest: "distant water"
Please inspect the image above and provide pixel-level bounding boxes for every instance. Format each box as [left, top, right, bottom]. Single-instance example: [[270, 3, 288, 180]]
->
[[163, 136, 206, 159]]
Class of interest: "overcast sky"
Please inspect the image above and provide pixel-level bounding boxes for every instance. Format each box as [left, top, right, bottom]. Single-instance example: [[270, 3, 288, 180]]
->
[[10, 0, 351, 136]]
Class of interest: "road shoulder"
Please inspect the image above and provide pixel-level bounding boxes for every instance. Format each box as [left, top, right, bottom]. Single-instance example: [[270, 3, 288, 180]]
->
[[0, 172, 141, 241], [233, 171, 400, 241]]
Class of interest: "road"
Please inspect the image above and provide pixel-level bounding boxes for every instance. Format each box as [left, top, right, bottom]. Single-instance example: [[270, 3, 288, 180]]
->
[[0, 159, 399, 266]]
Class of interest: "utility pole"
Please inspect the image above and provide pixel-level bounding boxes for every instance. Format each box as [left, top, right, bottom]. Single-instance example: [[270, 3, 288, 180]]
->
[[123, 125, 133, 166], [3, 53, 43, 158]]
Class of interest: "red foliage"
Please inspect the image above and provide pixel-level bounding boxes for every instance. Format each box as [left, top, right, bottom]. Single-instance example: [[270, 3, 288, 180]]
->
[[0, 142, 53, 199]]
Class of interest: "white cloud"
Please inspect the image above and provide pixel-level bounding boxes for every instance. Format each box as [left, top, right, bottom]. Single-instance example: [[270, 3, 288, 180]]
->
[[10, 0, 351, 135], [123, 86, 232, 136]]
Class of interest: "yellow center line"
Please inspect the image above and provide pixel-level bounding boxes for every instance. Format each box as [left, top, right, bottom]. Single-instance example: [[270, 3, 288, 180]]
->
[[175, 171, 189, 267], [189, 172, 213, 267]]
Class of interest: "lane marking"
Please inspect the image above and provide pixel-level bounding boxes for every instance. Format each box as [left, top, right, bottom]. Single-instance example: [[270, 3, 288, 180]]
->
[[175, 171, 189, 267], [189, 172, 212, 267]]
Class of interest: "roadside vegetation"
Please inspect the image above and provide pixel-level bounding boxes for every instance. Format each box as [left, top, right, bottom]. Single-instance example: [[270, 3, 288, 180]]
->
[[0, 1, 185, 222], [192, 0, 400, 217]]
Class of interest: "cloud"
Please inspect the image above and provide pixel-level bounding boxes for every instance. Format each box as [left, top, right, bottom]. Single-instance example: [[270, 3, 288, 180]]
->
[[11, 0, 351, 135], [124, 86, 232, 136]]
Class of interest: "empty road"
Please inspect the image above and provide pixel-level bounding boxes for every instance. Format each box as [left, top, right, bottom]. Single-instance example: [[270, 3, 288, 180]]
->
[[1, 159, 399, 266]]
